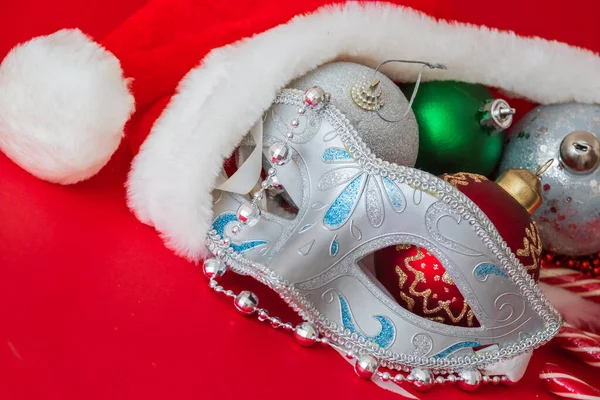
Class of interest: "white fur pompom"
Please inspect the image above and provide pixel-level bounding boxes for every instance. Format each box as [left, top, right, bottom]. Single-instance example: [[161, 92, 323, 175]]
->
[[0, 29, 135, 184]]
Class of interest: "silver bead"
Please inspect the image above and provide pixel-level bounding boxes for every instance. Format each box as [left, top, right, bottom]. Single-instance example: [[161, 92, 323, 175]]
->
[[270, 317, 282, 328], [234, 290, 258, 316], [202, 258, 227, 281], [265, 175, 284, 197], [231, 225, 241, 235], [267, 168, 276, 176], [393, 374, 405, 383], [381, 372, 391, 381], [286, 132, 294, 140], [482, 375, 491, 384], [408, 368, 434, 392], [560, 130, 600, 173], [446, 374, 457, 384], [492, 376, 501, 385], [435, 376, 445, 385], [236, 202, 260, 226], [268, 142, 289, 165], [304, 86, 330, 110], [253, 190, 264, 201], [257, 309, 269, 322], [222, 237, 230, 246], [354, 355, 379, 380], [457, 368, 482, 392], [291, 118, 300, 128], [294, 322, 318, 347], [261, 180, 270, 189], [345, 351, 355, 360], [297, 106, 306, 115]]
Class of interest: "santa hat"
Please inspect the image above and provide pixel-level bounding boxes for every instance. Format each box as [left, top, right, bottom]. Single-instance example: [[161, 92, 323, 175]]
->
[[1, 0, 599, 262]]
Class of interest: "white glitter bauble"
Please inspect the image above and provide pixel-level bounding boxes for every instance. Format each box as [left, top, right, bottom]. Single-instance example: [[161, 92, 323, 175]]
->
[[498, 103, 600, 256]]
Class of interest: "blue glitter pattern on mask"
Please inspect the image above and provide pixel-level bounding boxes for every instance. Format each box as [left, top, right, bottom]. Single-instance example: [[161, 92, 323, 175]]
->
[[212, 212, 267, 253], [330, 239, 339, 256], [381, 177, 404, 211], [299, 223, 313, 233], [474, 263, 508, 279], [323, 175, 364, 229], [432, 341, 481, 359], [322, 147, 351, 163], [339, 295, 395, 349]]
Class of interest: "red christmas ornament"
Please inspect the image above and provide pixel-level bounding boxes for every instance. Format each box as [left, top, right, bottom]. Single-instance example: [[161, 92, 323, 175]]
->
[[374, 172, 543, 328]]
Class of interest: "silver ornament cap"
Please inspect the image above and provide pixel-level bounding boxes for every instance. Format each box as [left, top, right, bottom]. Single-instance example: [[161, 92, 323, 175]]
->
[[559, 130, 600, 173], [457, 368, 482, 392], [293, 322, 318, 347], [354, 354, 379, 379], [234, 290, 259, 316], [479, 98, 516, 136]]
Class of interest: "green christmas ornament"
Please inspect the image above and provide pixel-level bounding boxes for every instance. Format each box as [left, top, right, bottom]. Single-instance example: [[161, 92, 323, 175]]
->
[[401, 81, 515, 176]]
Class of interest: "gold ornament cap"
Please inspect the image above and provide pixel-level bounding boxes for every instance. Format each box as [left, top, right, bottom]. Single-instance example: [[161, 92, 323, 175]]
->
[[496, 159, 553, 215]]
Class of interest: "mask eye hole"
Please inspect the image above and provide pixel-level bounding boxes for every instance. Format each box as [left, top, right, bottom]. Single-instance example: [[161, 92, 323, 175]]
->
[[371, 244, 481, 328]]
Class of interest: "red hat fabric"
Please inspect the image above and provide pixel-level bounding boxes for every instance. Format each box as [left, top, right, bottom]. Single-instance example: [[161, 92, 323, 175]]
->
[[1, 0, 600, 261]]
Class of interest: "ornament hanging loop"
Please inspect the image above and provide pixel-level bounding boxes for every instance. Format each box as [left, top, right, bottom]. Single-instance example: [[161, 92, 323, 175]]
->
[[536, 159, 554, 177], [372, 59, 446, 123]]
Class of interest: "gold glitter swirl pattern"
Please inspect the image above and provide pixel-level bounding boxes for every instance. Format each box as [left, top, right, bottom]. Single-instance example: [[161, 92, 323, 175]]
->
[[443, 172, 487, 187], [516, 222, 542, 272], [401, 247, 475, 327]]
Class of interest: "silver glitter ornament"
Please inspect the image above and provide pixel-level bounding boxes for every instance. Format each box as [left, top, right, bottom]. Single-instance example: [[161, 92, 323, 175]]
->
[[293, 322, 318, 347], [354, 354, 379, 379], [408, 368, 434, 391], [289, 62, 419, 167], [498, 103, 600, 256], [234, 290, 259, 315], [202, 258, 227, 281]]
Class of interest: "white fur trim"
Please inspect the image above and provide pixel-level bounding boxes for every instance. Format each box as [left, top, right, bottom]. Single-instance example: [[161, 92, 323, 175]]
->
[[0, 29, 135, 184], [127, 2, 600, 261]]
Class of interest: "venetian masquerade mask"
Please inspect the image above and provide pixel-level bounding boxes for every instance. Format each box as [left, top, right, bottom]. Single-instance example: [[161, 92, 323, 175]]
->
[[203, 61, 561, 395]]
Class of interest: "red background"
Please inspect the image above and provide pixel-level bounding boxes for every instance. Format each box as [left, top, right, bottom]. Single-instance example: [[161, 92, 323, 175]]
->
[[1, 1, 599, 399]]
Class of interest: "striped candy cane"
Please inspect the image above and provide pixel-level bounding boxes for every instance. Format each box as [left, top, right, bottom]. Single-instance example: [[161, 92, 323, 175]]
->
[[555, 323, 600, 368], [540, 268, 600, 303], [540, 363, 600, 400]]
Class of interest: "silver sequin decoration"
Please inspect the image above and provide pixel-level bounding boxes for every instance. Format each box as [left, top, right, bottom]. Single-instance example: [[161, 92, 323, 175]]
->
[[317, 167, 362, 191], [365, 176, 384, 227]]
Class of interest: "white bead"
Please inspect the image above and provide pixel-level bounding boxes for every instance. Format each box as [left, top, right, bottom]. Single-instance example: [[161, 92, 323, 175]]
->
[[291, 118, 299, 127], [381, 372, 391, 381]]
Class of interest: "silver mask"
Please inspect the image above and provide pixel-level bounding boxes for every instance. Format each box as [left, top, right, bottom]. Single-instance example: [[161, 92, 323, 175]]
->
[[204, 62, 561, 388]]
